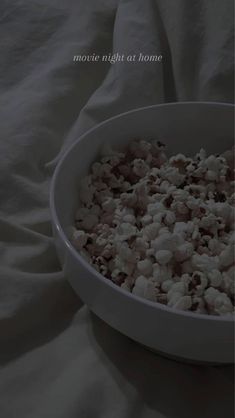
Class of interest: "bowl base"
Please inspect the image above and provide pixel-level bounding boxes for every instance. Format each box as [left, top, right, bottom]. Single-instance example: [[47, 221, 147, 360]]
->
[[137, 342, 234, 366]]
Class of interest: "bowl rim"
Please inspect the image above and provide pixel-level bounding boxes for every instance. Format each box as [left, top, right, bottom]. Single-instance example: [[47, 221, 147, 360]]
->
[[50, 101, 235, 323]]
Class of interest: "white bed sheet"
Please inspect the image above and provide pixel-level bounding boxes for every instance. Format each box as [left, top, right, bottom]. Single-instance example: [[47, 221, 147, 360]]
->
[[0, 1, 234, 417]]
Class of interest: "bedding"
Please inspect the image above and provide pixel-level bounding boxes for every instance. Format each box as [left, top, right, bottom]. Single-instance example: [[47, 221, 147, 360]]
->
[[0, 1, 234, 417]]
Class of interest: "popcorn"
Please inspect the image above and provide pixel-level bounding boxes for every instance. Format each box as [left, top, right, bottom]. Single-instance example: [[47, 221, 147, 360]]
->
[[137, 259, 153, 276], [190, 271, 208, 296], [222, 272, 234, 296], [161, 279, 174, 293], [117, 243, 136, 262], [122, 214, 136, 224], [155, 250, 173, 265], [72, 230, 88, 250], [143, 223, 160, 240], [226, 265, 235, 281], [191, 295, 206, 313], [132, 276, 148, 297], [72, 139, 234, 316], [169, 153, 189, 165], [121, 281, 131, 292], [174, 242, 194, 262], [95, 236, 107, 248], [205, 170, 218, 182], [219, 245, 234, 268], [144, 281, 158, 301], [159, 180, 170, 194], [175, 201, 189, 215], [171, 296, 192, 311], [81, 214, 99, 231], [214, 293, 233, 315], [199, 214, 217, 229], [120, 192, 137, 207], [151, 233, 172, 252], [103, 197, 116, 213], [133, 159, 149, 177], [116, 223, 137, 241], [153, 213, 164, 223], [114, 255, 135, 276], [152, 263, 172, 283], [164, 211, 176, 226], [147, 202, 165, 216], [141, 214, 153, 226], [207, 270, 222, 288], [185, 196, 199, 210], [208, 238, 222, 255], [173, 189, 190, 202], [192, 254, 219, 272], [204, 287, 220, 306], [173, 222, 194, 237], [158, 226, 169, 235], [163, 166, 185, 186], [167, 282, 186, 300], [135, 237, 149, 252], [205, 288, 233, 315], [167, 292, 184, 307], [213, 202, 232, 224]]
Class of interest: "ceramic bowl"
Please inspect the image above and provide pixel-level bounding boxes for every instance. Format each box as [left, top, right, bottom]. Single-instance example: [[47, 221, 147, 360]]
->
[[50, 102, 234, 364]]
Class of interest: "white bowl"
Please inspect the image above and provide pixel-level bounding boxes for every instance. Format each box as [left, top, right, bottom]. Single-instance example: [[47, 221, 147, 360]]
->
[[50, 102, 234, 364]]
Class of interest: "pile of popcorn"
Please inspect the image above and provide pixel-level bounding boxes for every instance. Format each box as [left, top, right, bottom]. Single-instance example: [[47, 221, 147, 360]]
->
[[71, 139, 235, 316]]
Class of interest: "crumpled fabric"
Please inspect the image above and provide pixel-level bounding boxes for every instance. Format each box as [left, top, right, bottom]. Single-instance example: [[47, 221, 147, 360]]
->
[[0, 1, 234, 417]]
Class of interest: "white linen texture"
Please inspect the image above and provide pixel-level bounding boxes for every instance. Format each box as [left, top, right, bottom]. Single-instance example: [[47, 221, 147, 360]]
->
[[0, 1, 234, 417]]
